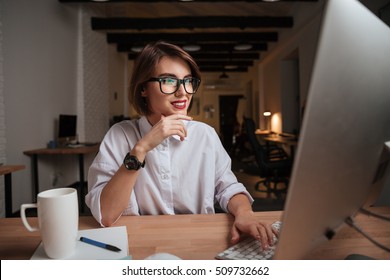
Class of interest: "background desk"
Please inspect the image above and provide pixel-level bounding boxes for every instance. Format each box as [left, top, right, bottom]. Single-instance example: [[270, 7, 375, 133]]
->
[[0, 207, 389, 260], [0, 165, 25, 217], [23, 145, 99, 212], [254, 129, 273, 136]]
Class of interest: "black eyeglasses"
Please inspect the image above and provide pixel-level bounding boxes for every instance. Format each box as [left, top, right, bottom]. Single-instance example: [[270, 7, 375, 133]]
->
[[146, 76, 201, 95]]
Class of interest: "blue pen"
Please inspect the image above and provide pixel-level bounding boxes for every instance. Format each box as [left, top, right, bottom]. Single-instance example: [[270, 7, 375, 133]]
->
[[79, 236, 121, 252]]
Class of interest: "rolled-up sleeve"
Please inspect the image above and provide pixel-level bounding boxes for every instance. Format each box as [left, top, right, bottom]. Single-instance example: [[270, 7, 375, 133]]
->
[[85, 123, 134, 226], [85, 161, 114, 226]]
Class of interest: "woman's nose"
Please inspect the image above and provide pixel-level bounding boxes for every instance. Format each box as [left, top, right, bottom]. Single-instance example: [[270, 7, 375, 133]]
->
[[175, 83, 187, 96]]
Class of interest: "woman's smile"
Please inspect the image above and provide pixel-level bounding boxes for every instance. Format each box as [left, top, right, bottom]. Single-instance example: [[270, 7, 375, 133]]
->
[[171, 100, 187, 110]]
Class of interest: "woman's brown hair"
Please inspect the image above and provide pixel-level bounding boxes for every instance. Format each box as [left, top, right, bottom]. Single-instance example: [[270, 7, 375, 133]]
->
[[129, 41, 201, 116]]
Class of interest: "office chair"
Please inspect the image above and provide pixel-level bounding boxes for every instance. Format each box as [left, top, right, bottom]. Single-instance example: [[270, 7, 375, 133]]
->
[[243, 117, 292, 195]]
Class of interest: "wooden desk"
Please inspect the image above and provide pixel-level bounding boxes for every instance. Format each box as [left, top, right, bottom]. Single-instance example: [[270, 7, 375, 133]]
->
[[0, 207, 389, 260], [23, 145, 99, 212], [0, 165, 25, 217], [255, 129, 273, 136]]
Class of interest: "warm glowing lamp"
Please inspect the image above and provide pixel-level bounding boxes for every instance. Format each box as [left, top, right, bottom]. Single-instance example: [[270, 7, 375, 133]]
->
[[263, 111, 272, 131], [263, 111, 271, 117]]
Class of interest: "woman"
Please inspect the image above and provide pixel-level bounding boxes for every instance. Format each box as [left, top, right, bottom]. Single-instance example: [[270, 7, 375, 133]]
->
[[86, 41, 277, 249]]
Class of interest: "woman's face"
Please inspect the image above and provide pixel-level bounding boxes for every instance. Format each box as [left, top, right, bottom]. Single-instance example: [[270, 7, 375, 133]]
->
[[142, 56, 194, 125]]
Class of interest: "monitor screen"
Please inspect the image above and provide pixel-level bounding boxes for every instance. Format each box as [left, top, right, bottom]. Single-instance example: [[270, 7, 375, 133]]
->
[[274, 0, 390, 259], [58, 114, 77, 140]]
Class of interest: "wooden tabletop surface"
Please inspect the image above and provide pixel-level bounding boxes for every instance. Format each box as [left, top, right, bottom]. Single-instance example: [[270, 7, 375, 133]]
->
[[1, 208, 389, 260], [23, 144, 99, 155], [0, 165, 25, 176]]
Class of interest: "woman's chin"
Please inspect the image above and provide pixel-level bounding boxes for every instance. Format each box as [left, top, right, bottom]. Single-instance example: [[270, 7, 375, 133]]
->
[[170, 109, 188, 115]]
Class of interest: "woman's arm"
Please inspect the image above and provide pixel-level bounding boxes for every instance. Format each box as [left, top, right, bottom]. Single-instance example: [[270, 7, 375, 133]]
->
[[100, 144, 146, 227]]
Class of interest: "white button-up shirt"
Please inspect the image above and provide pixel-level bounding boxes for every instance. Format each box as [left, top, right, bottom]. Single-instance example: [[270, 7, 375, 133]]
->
[[86, 116, 253, 225]]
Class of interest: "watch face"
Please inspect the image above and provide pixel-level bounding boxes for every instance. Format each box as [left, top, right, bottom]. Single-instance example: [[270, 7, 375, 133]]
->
[[124, 154, 143, 170], [127, 157, 138, 170]]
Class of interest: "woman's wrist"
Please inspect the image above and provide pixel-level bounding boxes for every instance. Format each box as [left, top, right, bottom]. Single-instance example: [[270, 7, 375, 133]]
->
[[131, 141, 148, 162], [228, 193, 253, 217]]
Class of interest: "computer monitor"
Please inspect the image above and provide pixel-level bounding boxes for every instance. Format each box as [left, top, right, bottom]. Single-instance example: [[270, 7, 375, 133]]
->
[[58, 114, 77, 144], [274, 0, 390, 259]]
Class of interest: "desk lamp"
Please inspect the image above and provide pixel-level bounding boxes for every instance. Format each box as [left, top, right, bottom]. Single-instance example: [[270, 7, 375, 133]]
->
[[263, 111, 271, 132]]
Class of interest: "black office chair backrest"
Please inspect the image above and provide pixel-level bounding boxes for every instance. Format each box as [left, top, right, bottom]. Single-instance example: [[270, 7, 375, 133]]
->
[[243, 117, 260, 150], [243, 117, 269, 176]]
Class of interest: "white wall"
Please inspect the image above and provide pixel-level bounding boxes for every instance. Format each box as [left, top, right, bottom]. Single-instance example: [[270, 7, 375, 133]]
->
[[0, 0, 111, 216], [0, 0, 6, 215], [2, 0, 79, 216]]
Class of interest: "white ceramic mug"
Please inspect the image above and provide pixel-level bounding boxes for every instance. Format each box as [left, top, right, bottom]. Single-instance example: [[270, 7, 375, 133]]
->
[[21, 188, 79, 259]]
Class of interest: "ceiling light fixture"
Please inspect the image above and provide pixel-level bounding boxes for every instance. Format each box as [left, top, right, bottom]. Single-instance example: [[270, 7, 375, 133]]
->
[[262, 0, 281, 2], [234, 43, 253, 51], [224, 65, 238, 70], [130, 46, 144, 53], [183, 44, 201, 52]]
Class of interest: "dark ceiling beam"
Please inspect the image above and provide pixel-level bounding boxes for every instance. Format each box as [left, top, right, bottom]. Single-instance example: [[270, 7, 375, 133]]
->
[[118, 42, 267, 53], [191, 61, 252, 72], [193, 60, 254, 66], [196, 59, 253, 65], [92, 16, 293, 30], [180, 52, 260, 60], [108, 32, 278, 44], [128, 52, 260, 60], [189, 43, 267, 52], [199, 66, 248, 72]]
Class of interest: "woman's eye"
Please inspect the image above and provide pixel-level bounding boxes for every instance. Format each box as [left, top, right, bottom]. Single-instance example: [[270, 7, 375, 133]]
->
[[162, 78, 176, 85], [184, 78, 192, 85]]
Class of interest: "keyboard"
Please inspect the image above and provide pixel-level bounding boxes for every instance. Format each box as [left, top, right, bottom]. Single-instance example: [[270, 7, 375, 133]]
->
[[215, 221, 282, 260]]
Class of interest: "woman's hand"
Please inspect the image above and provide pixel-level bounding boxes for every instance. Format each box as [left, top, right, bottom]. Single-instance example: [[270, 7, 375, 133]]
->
[[133, 114, 192, 159], [227, 194, 278, 250], [230, 210, 278, 250]]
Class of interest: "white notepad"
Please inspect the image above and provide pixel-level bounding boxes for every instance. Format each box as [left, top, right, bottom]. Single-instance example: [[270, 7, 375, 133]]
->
[[31, 226, 130, 260]]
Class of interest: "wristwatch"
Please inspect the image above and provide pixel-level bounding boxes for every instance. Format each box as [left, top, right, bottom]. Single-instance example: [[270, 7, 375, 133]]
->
[[123, 153, 145, 170]]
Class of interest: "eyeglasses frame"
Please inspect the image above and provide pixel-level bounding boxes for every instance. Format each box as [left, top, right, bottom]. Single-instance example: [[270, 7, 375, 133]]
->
[[145, 76, 201, 95]]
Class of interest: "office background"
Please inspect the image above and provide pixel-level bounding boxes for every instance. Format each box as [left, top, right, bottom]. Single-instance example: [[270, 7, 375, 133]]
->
[[0, 0, 389, 217]]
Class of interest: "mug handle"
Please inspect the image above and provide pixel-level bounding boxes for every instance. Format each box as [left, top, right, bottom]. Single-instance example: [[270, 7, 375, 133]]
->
[[20, 203, 39, 232]]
